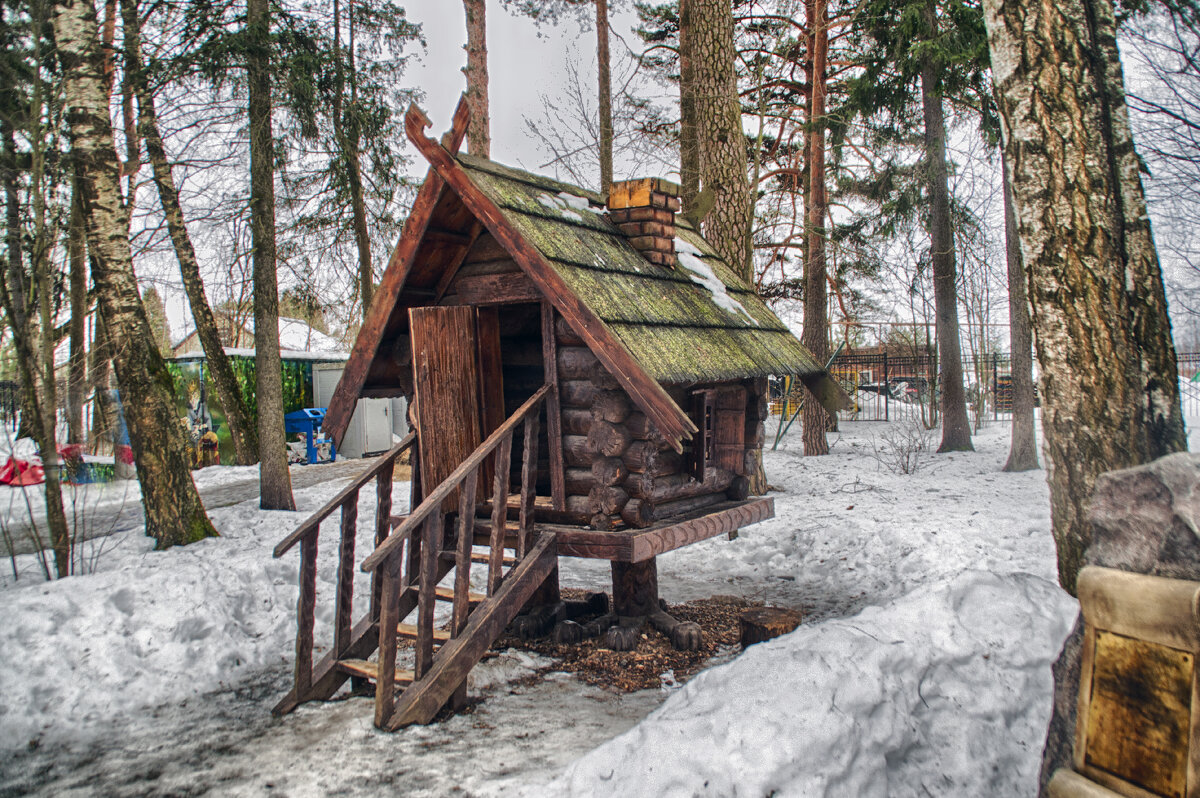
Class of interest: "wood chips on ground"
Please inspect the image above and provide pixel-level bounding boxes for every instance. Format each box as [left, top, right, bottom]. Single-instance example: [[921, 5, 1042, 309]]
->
[[494, 590, 770, 692]]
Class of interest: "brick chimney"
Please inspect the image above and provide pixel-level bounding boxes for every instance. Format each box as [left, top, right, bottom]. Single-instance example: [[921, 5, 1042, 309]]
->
[[606, 178, 682, 268]]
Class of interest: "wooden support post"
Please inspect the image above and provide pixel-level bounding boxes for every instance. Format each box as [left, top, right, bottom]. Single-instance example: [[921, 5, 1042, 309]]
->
[[335, 492, 358, 657], [371, 464, 393, 621], [488, 435, 513, 594], [452, 477, 478, 637], [542, 302, 566, 510], [519, 412, 540, 558], [415, 508, 442, 679], [611, 558, 659, 617], [296, 532, 318, 698], [374, 554, 403, 729]]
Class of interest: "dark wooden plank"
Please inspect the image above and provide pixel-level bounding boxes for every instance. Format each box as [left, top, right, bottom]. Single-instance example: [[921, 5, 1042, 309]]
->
[[274, 435, 414, 558], [295, 534, 318, 698], [334, 491, 358, 657], [411, 305, 483, 509], [324, 97, 470, 445], [444, 271, 541, 305], [547, 526, 634, 561], [452, 475, 478, 636], [373, 555, 404, 729], [476, 307, 505, 492], [362, 385, 550, 573], [519, 411, 540, 558], [541, 302, 566, 510], [415, 509, 442, 679], [386, 532, 559, 729], [489, 434, 513, 595], [403, 104, 696, 452]]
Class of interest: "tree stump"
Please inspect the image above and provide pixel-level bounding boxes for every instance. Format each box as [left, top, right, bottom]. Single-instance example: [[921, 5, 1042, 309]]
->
[[739, 606, 802, 646]]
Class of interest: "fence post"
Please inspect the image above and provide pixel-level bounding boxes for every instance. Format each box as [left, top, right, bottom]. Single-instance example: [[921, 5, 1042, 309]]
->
[[883, 352, 889, 422], [992, 353, 998, 421]]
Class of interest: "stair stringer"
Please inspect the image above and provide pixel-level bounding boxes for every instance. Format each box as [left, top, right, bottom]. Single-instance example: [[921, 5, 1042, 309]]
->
[[385, 531, 559, 729]]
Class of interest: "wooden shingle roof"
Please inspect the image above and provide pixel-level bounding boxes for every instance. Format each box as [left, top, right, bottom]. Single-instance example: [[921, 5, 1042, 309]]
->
[[458, 154, 823, 384]]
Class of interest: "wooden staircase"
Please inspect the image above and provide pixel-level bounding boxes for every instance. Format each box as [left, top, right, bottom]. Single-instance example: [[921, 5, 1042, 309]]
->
[[273, 386, 557, 730]]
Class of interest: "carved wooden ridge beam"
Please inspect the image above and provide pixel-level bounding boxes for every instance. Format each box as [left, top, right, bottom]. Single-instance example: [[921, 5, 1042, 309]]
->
[[403, 103, 697, 452], [324, 97, 472, 445]]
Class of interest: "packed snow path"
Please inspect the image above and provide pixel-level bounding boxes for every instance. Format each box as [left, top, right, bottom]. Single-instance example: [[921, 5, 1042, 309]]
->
[[0, 421, 1080, 796]]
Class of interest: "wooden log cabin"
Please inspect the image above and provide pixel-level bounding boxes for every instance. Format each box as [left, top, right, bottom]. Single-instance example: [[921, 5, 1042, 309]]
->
[[271, 97, 849, 731]]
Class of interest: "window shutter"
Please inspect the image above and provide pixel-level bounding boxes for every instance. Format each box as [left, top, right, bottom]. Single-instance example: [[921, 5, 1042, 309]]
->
[[713, 387, 746, 472]]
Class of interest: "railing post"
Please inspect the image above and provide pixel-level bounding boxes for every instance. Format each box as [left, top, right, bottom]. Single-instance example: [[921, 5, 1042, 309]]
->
[[335, 490, 358, 657], [371, 460, 394, 622], [374, 552, 402, 729], [295, 532, 318, 699], [415, 507, 442, 679], [488, 434, 514, 595], [518, 410, 540, 559], [452, 474, 478, 636]]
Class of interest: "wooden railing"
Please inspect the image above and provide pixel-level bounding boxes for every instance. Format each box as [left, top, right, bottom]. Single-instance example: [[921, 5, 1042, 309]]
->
[[360, 384, 549, 727], [273, 432, 415, 711]]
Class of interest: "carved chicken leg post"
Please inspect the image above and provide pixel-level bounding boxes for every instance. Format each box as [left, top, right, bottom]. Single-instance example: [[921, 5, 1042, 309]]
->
[[543, 558, 702, 652]]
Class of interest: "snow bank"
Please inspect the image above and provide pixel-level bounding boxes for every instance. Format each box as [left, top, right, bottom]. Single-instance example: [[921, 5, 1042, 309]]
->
[[541, 570, 1076, 797]]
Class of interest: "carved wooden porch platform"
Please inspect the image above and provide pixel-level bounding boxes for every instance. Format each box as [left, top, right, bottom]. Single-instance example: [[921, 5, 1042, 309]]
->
[[545, 497, 774, 562]]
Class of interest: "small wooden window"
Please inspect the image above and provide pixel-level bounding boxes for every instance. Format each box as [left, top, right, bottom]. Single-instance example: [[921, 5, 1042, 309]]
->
[[688, 386, 746, 480]]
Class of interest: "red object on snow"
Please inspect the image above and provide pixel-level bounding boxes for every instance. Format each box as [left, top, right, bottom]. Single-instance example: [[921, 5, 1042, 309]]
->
[[0, 457, 45, 486], [115, 445, 134, 465]]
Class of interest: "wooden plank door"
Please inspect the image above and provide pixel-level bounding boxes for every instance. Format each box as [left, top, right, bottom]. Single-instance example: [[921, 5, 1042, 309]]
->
[[410, 306, 483, 505]]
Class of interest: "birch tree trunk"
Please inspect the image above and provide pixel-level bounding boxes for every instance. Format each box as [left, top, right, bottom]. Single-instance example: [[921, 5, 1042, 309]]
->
[[983, 0, 1186, 594], [463, 0, 490, 158], [686, 0, 753, 283], [802, 0, 831, 457], [1001, 150, 1038, 472], [920, 1, 973, 453], [248, 0, 296, 511], [121, 0, 258, 466], [51, 0, 217, 548]]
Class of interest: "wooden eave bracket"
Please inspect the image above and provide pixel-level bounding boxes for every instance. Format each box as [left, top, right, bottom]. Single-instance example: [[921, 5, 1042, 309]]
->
[[323, 97, 472, 446], [402, 102, 697, 452], [800, 371, 853, 414]]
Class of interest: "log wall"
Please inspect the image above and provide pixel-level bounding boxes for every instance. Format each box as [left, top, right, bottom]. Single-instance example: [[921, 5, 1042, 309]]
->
[[553, 318, 769, 530]]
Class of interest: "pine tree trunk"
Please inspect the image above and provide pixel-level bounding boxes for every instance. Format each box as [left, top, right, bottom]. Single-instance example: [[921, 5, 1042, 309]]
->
[[67, 179, 88, 446], [463, 0, 490, 158], [123, 0, 259, 466], [801, 0, 831, 457], [52, 0, 217, 548], [687, 0, 753, 282], [919, 5, 973, 453], [983, 0, 1186, 595], [678, 0, 699, 207], [248, 0, 295, 511], [1001, 151, 1038, 472], [596, 0, 613, 192]]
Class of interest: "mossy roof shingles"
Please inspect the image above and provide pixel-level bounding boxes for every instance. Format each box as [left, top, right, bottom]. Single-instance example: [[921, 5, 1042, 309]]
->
[[458, 153, 822, 383]]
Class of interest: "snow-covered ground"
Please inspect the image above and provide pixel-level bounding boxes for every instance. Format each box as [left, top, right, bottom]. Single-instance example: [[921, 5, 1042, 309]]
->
[[0, 420, 1081, 796]]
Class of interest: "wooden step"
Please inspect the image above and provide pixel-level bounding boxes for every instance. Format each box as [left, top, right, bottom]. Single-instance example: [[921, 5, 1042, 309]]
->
[[403, 585, 486, 605], [396, 623, 451, 643], [336, 658, 414, 686], [437, 549, 517, 567]]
